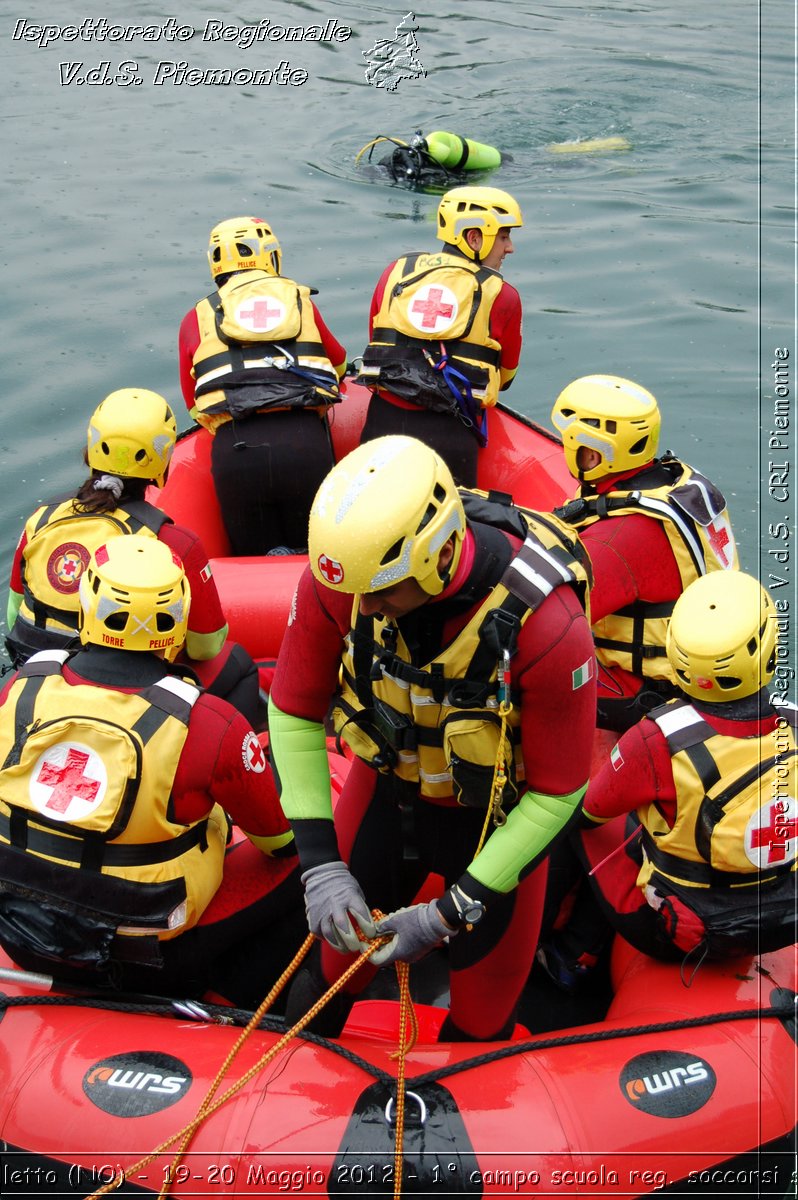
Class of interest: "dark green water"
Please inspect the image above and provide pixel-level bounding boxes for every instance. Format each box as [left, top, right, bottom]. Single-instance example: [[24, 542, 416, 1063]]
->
[[1, 1, 794, 681]]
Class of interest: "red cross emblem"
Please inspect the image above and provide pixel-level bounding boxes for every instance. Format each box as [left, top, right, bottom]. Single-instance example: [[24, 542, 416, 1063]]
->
[[409, 285, 457, 332], [47, 542, 90, 594], [235, 298, 284, 332], [242, 731, 266, 773], [747, 799, 798, 866], [34, 746, 103, 816], [317, 554, 344, 585], [707, 518, 733, 568]]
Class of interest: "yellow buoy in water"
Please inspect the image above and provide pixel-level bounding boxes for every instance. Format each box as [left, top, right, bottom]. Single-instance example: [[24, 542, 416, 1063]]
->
[[424, 130, 502, 171], [546, 135, 631, 155]]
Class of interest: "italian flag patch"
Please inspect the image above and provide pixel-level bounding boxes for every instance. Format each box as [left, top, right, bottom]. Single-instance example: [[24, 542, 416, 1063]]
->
[[610, 743, 624, 771], [571, 657, 594, 690], [200, 564, 213, 583]]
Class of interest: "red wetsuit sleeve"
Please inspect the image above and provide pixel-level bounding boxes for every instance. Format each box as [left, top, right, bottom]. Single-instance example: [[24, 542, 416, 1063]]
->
[[368, 263, 394, 338], [158, 523, 226, 636], [584, 718, 676, 822], [489, 280, 523, 384], [311, 303, 347, 375], [8, 531, 26, 596], [178, 308, 201, 410], [172, 693, 290, 838], [270, 566, 350, 721], [513, 586, 597, 797], [581, 514, 683, 625]]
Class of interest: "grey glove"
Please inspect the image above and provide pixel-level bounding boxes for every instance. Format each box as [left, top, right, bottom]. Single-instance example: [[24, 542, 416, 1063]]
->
[[301, 861, 377, 954], [369, 900, 456, 967]]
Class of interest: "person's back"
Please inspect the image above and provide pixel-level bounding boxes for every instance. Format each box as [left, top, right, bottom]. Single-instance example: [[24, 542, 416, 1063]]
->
[[178, 216, 347, 555], [0, 537, 303, 1002], [538, 570, 795, 989], [6, 388, 262, 725], [356, 187, 524, 486], [551, 374, 738, 731]]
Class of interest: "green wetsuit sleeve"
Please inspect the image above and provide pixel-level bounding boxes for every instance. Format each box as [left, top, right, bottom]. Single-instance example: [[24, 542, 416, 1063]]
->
[[185, 623, 228, 661], [267, 697, 333, 821], [467, 783, 587, 894], [6, 589, 22, 632]]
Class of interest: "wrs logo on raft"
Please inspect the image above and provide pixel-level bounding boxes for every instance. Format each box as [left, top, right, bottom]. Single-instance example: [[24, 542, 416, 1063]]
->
[[83, 1052, 192, 1116], [620, 1050, 716, 1117]]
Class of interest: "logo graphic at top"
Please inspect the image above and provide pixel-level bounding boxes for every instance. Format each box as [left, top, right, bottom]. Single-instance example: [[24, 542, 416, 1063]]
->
[[363, 12, 426, 91], [620, 1050, 716, 1117], [408, 285, 458, 333], [234, 296, 286, 333], [84, 1052, 192, 1117]]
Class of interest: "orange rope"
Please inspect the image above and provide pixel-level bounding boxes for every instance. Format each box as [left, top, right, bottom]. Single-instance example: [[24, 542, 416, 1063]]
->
[[83, 933, 387, 1199], [388, 961, 418, 1200]]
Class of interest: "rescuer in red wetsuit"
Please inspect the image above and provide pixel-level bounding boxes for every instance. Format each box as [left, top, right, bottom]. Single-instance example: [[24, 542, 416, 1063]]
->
[[356, 187, 523, 486], [5, 389, 262, 727], [0, 537, 304, 1005], [537, 571, 796, 988], [179, 216, 347, 555], [550, 374, 739, 733], [268, 436, 596, 1041]]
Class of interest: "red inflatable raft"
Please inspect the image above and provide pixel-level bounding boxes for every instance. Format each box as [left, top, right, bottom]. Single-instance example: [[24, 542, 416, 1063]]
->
[[0, 383, 794, 1197], [151, 380, 576, 667], [0, 940, 794, 1197]]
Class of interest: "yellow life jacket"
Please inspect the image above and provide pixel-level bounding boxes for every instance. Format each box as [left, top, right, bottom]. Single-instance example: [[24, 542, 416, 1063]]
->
[[357, 252, 505, 425], [558, 456, 738, 681], [634, 698, 798, 954], [13, 498, 168, 646], [0, 652, 227, 950], [332, 493, 591, 807], [191, 270, 341, 433]]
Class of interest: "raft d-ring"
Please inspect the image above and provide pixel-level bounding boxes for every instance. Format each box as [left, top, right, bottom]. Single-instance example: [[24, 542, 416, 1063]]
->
[[385, 1090, 427, 1127]]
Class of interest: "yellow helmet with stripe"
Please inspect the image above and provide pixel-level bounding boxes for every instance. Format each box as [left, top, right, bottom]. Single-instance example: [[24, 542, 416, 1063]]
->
[[87, 389, 177, 488], [437, 186, 522, 262], [207, 216, 282, 281], [79, 536, 190, 661], [551, 374, 660, 482], [308, 436, 465, 597], [667, 571, 777, 702]]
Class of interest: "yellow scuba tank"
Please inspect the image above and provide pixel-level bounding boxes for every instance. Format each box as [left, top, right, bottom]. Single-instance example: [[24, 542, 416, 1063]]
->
[[356, 131, 503, 187], [422, 131, 502, 171]]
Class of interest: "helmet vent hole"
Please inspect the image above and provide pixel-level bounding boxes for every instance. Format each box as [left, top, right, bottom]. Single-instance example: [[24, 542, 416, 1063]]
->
[[746, 637, 757, 656], [716, 676, 742, 691], [134, 450, 147, 463], [100, 441, 110, 455], [629, 435, 648, 455], [583, 418, 600, 429], [104, 612, 128, 632], [380, 538, 403, 566], [156, 614, 176, 632], [605, 420, 617, 434]]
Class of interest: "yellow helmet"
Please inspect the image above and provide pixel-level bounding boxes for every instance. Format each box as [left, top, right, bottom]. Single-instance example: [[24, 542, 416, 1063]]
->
[[666, 571, 777, 703], [207, 216, 282, 280], [78, 536, 191, 661], [87, 389, 177, 488], [308, 436, 466, 597], [551, 374, 660, 482], [437, 186, 523, 262]]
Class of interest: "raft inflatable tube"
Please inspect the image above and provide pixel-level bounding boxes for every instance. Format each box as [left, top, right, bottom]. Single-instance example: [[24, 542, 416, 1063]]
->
[[153, 380, 575, 666], [0, 938, 794, 1197]]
